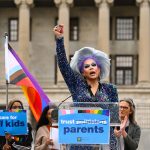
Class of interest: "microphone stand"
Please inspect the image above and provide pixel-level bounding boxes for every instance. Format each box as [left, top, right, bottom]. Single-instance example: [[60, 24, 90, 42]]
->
[[51, 94, 72, 123], [57, 94, 72, 108]]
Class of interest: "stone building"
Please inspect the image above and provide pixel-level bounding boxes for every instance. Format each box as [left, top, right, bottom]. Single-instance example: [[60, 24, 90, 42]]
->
[[0, 0, 150, 149]]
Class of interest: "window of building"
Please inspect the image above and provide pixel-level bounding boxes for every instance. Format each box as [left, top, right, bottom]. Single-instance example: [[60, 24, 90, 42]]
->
[[114, 0, 135, 6], [55, 17, 79, 41], [70, 18, 79, 41], [8, 18, 18, 41], [110, 17, 113, 40], [29, 18, 32, 41], [110, 55, 138, 85], [116, 56, 133, 85], [9, 18, 32, 41], [116, 17, 134, 40]]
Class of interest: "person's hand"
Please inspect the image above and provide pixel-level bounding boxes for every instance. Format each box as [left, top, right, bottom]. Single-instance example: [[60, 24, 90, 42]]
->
[[120, 115, 128, 131], [114, 127, 122, 138], [53, 24, 64, 38], [120, 115, 128, 137], [3, 144, 11, 150], [46, 138, 54, 146], [5, 133, 11, 141], [114, 116, 128, 138]]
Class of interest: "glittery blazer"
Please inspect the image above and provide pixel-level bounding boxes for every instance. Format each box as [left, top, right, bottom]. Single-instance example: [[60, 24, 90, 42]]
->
[[56, 38, 119, 150], [56, 37, 118, 103]]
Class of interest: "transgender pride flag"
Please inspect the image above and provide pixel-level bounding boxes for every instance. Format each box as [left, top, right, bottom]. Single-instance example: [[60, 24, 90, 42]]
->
[[5, 35, 50, 121]]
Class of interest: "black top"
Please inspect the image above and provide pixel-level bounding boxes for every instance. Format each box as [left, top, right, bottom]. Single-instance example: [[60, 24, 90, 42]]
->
[[0, 123, 33, 150]]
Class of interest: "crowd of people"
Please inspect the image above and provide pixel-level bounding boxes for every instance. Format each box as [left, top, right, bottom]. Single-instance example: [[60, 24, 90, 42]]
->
[[0, 24, 141, 150], [0, 98, 141, 150]]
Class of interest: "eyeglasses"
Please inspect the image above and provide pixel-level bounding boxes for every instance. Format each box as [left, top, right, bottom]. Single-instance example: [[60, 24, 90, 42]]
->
[[84, 63, 97, 69], [11, 106, 22, 109], [119, 106, 129, 110], [120, 98, 135, 108]]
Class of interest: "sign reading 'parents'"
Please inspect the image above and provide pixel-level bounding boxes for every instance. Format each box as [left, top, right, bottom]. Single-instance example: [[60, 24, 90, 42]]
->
[[59, 109, 110, 144]]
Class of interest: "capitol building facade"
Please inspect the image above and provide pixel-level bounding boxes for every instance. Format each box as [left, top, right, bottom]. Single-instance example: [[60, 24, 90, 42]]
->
[[0, 0, 150, 149]]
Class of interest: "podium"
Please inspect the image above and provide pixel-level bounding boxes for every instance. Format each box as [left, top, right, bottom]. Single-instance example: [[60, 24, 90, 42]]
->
[[51, 102, 120, 149]]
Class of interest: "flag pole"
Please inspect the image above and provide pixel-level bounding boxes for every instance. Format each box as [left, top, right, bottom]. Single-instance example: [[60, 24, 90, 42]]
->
[[6, 81, 9, 110], [4, 32, 9, 110]]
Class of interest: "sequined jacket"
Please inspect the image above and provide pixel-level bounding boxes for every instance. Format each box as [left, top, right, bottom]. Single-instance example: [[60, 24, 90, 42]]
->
[[56, 38, 119, 150], [56, 38, 118, 103]]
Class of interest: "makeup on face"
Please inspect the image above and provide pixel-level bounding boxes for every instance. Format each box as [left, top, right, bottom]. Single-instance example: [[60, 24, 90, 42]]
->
[[84, 62, 97, 69], [82, 59, 100, 80]]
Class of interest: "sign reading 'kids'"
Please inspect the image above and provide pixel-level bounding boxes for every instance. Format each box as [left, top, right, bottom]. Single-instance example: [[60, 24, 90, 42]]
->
[[0, 110, 27, 136]]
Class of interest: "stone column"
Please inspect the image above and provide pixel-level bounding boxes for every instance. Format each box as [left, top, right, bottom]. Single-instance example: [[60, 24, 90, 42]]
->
[[54, 0, 73, 83], [95, 0, 113, 82], [136, 0, 150, 85], [95, 0, 113, 54], [14, 0, 33, 66]]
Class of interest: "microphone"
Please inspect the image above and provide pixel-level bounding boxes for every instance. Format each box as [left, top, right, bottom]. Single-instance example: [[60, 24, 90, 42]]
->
[[51, 94, 72, 122], [88, 85, 91, 89], [51, 109, 58, 122]]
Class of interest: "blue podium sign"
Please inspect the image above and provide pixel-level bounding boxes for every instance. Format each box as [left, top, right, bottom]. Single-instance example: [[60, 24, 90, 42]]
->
[[0, 110, 27, 136], [59, 109, 110, 144]]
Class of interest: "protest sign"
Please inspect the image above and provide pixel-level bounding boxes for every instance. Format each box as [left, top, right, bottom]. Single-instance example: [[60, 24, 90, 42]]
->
[[0, 110, 27, 136], [59, 109, 110, 144]]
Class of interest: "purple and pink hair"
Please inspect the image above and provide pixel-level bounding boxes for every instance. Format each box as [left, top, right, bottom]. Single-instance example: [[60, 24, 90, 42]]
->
[[78, 56, 101, 73]]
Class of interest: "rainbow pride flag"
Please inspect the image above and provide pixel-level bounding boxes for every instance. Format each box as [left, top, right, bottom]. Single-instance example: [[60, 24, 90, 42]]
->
[[5, 36, 50, 121]]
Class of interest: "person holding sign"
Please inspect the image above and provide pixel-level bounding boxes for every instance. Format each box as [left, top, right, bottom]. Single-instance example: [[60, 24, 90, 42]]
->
[[0, 99, 33, 150], [34, 104, 59, 150], [114, 98, 141, 150], [53, 25, 119, 149]]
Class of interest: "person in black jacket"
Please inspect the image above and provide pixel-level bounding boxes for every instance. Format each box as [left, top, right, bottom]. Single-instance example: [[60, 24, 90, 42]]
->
[[0, 99, 33, 150], [114, 98, 141, 150]]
